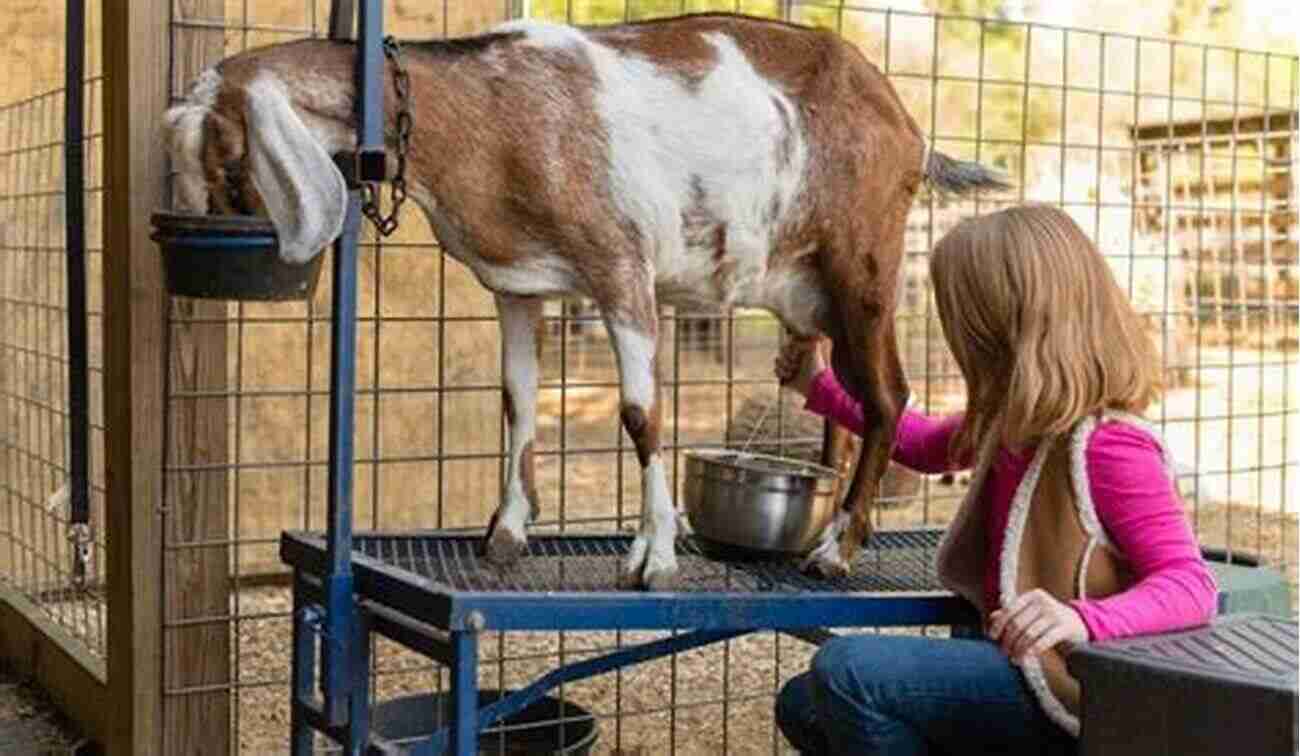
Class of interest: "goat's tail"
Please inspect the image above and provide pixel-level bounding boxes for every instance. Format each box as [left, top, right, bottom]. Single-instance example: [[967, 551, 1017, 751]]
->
[[923, 146, 1013, 196]]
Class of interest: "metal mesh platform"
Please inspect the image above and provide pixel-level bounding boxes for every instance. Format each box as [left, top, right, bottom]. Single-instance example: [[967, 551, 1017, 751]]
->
[[282, 527, 970, 631], [350, 528, 946, 595]]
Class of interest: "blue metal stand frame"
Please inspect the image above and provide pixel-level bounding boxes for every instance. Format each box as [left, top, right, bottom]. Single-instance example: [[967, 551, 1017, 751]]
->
[[288, 0, 384, 750], [285, 3, 976, 753], [285, 528, 977, 754]]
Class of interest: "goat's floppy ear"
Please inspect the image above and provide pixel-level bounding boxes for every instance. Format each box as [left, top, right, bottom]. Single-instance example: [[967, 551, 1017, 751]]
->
[[244, 76, 347, 263], [163, 103, 211, 212]]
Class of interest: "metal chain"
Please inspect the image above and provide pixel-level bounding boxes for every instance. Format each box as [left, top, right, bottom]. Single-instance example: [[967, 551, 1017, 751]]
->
[[361, 36, 412, 237]]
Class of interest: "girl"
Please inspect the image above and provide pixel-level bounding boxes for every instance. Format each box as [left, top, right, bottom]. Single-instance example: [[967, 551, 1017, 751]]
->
[[773, 204, 1217, 755]]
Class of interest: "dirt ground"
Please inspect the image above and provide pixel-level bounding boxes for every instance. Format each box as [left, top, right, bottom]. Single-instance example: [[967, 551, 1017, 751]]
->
[[0, 661, 84, 754]]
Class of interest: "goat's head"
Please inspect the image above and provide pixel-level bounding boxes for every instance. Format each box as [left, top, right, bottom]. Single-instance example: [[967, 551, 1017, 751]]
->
[[163, 69, 349, 264]]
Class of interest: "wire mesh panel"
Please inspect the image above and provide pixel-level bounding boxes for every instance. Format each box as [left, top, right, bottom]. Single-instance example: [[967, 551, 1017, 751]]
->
[[0, 6, 106, 659], [151, 2, 1299, 753], [351, 529, 948, 594]]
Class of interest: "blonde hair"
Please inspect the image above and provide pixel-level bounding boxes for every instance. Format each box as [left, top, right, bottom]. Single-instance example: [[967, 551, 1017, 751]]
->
[[929, 204, 1163, 461]]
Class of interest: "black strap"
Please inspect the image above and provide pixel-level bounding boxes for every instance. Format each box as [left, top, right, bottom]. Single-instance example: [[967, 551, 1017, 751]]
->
[[65, 0, 91, 584]]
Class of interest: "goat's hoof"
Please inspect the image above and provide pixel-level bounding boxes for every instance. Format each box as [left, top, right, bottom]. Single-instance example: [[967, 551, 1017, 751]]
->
[[483, 518, 527, 567], [620, 561, 679, 591], [836, 540, 864, 569], [674, 509, 695, 539], [642, 566, 680, 592], [806, 556, 851, 579], [619, 536, 679, 590], [800, 542, 851, 579]]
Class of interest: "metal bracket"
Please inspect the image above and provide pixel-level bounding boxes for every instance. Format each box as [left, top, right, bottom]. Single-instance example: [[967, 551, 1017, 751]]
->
[[335, 151, 386, 189], [68, 522, 92, 588], [356, 149, 387, 183], [332, 153, 382, 190]]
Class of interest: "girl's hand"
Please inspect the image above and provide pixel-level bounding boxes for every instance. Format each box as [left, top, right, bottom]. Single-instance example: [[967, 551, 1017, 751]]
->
[[774, 337, 828, 399], [986, 589, 1090, 663]]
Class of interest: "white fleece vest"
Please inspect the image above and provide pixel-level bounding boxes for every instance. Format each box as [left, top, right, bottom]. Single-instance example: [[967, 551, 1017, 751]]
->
[[934, 411, 1175, 736]]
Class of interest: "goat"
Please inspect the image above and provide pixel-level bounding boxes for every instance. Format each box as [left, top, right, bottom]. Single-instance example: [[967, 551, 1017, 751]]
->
[[162, 13, 1006, 589]]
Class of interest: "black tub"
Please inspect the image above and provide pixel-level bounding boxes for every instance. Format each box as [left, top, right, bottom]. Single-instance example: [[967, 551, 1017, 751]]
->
[[336, 690, 599, 755], [151, 211, 323, 301]]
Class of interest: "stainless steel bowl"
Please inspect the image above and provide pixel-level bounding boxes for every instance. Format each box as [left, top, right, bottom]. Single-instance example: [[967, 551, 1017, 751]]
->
[[682, 448, 841, 556]]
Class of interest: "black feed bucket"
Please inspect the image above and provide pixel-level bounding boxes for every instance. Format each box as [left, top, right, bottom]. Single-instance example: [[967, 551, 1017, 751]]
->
[[151, 211, 324, 301], [353, 690, 598, 755]]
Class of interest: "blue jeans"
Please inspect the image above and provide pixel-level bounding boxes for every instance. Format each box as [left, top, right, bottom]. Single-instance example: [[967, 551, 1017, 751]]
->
[[775, 634, 1076, 755]]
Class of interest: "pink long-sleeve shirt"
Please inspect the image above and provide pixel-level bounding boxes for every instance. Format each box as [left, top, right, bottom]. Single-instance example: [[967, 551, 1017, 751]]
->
[[804, 370, 1218, 642]]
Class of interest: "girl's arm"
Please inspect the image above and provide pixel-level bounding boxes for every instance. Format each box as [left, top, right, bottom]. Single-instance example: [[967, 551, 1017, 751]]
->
[[802, 369, 966, 474], [1069, 423, 1219, 642]]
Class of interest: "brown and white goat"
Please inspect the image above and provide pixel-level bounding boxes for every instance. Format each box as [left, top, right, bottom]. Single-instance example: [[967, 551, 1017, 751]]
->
[[163, 13, 1005, 589]]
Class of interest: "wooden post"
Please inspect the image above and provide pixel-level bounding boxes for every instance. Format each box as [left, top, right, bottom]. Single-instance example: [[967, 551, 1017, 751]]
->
[[162, 2, 231, 753], [102, 0, 168, 753]]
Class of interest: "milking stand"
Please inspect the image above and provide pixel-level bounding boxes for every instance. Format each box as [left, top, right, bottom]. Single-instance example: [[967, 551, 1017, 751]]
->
[[271, 2, 976, 754]]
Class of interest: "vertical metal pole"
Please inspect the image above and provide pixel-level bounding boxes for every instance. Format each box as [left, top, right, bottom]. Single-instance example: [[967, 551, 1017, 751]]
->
[[322, 196, 362, 726], [64, 0, 90, 580], [346, 607, 373, 755], [449, 631, 480, 756], [357, 0, 384, 161], [323, 0, 384, 730], [291, 578, 317, 756]]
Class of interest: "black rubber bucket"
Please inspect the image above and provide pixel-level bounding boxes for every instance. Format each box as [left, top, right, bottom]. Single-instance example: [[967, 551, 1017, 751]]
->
[[363, 690, 598, 755], [151, 211, 323, 301]]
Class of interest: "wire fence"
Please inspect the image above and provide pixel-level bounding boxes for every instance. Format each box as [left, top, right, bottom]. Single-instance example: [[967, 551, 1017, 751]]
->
[[0, 27, 106, 659], [159, 4, 1296, 753], [0, 0, 1293, 753]]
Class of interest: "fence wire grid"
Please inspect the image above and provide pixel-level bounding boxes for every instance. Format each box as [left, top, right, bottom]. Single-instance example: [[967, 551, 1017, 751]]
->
[[0, 1, 1294, 754], [0, 4, 106, 659]]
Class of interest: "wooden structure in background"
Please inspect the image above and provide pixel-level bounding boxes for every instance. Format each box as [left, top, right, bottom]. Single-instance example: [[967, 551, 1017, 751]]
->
[[1131, 111, 1299, 334]]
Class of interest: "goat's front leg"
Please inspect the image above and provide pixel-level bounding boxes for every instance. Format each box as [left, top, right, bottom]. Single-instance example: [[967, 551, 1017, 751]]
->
[[605, 313, 678, 591], [484, 294, 543, 565]]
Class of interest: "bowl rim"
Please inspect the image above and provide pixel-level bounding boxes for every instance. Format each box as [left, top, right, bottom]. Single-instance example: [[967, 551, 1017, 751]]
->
[[681, 447, 840, 481], [152, 209, 277, 236]]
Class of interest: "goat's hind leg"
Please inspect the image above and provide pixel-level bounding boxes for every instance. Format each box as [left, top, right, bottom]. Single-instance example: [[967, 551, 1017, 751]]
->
[[484, 294, 543, 565], [803, 317, 907, 578], [799, 415, 858, 576], [835, 317, 908, 568]]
